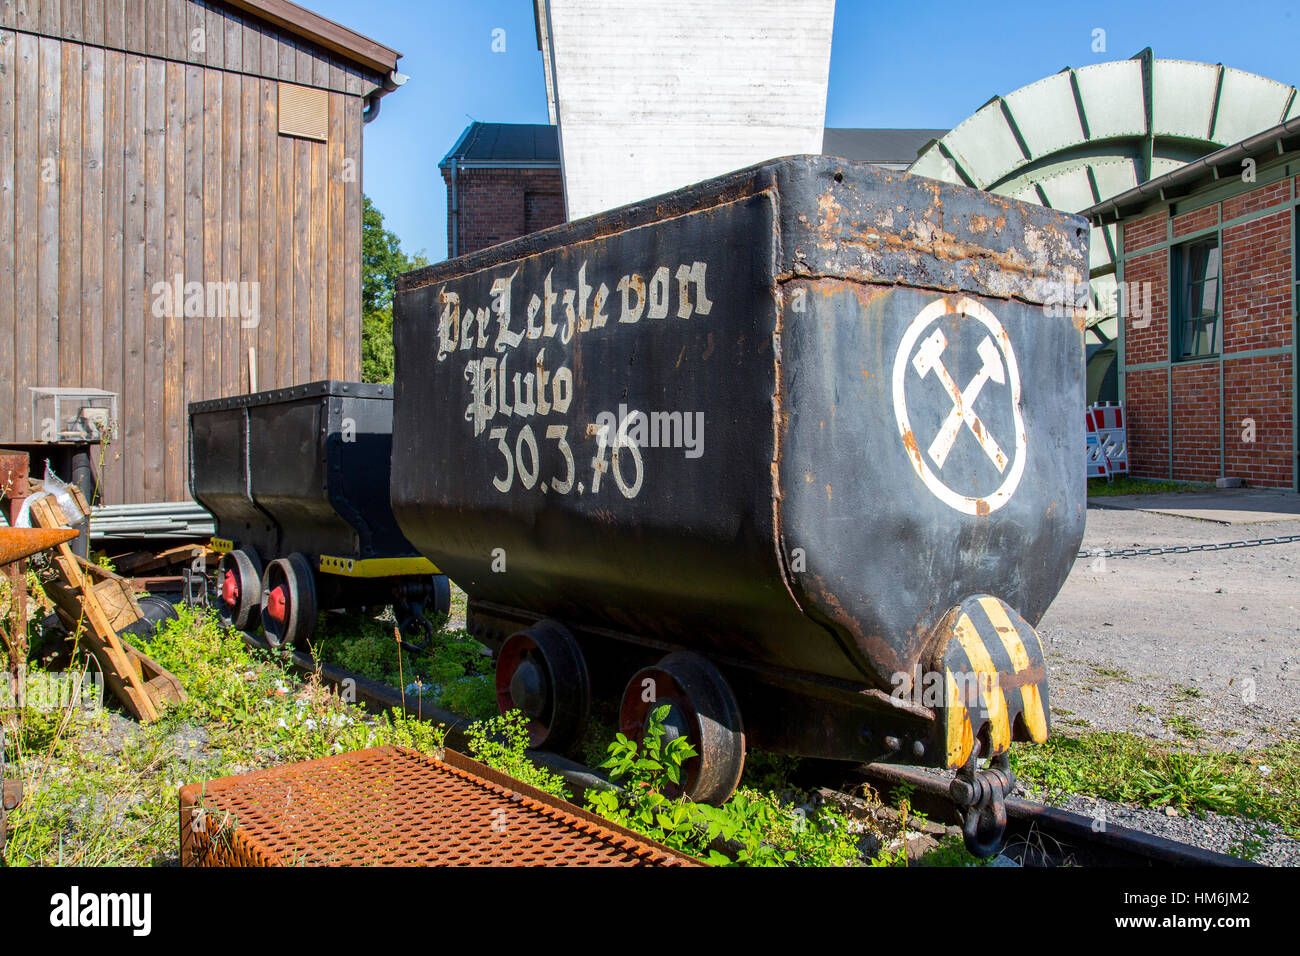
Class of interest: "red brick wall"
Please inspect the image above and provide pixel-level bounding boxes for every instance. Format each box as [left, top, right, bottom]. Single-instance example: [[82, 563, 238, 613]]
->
[[1120, 174, 1296, 488], [525, 190, 566, 235], [1170, 362, 1221, 483], [1222, 179, 1291, 221], [1123, 211, 1168, 254], [1223, 355, 1294, 487], [1122, 249, 1169, 365], [1172, 204, 1219, 238], [1125, 368, 1169, 479], [442, 167, 566, 255], [1222, 210, 1292, 353]]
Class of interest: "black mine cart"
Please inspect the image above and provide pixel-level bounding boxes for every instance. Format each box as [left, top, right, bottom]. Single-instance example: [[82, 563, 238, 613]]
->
[[392, 156, 1089, 856], [189, 382, 449, 649]]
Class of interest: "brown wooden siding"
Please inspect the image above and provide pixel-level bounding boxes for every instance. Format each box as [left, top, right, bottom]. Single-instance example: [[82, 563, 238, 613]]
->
[[0, 1, 368, 504], [0, 0, 383, 96]]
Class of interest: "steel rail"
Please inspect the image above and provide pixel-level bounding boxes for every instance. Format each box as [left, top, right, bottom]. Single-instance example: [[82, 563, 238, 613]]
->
[[847, 762, 1259, 867]]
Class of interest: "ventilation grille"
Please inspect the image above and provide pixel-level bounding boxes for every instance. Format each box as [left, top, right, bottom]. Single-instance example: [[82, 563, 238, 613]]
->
[[278, 83, 329, 142]]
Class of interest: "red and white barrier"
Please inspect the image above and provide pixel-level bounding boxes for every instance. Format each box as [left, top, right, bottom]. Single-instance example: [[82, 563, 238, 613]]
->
[[1085, 402, 1127, 479]]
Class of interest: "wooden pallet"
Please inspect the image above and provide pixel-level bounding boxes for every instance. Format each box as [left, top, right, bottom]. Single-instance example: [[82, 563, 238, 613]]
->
[[30, 495, 185, 723]]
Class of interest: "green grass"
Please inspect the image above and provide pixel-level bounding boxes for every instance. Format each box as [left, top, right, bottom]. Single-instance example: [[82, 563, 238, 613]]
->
[[1090, 666, 1133, 683], [1088, 477, 1214, 497], [1163, 714, 1205, 740], [1012, 731, 1299, 835], [2, 606, 451, 867], [306, 609, 497, 721]]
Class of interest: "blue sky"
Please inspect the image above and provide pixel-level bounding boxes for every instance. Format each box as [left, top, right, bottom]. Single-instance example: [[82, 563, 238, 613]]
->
[[305, 0, 1300, 262]]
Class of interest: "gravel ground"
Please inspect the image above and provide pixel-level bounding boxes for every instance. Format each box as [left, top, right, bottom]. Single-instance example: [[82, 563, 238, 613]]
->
[[1044, 792, 1296, 867], [1039, 503, 1300, 746], [1034, 499, 1300, 865]]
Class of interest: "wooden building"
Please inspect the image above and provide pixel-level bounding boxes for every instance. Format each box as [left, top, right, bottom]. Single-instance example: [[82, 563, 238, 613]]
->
[[0, 0, 402, 504]]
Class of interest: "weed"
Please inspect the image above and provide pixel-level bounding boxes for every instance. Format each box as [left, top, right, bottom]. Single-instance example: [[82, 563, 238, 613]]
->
[[1226, 823, 1271, 862], [1012, 731, 1298, 828], [463, 711, 569, 799], [4, 607, 455, 866], [1090, 666, 1133, 683], [1163, 714, 1204, 740], [1134, 752, 1242, 814], [1087, 477, 1212, 497], [585, 705, 859, 867], [917, 834, 990, 867], [739, 750, 805, 792], [307, 610, 496, 721]]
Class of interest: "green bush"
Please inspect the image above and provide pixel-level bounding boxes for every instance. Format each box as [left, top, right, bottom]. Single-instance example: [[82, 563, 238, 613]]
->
[[585, 705, 860, 866]]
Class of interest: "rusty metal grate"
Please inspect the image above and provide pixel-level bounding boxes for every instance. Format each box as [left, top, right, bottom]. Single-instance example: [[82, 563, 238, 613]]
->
[[179, 746, 699, 867]]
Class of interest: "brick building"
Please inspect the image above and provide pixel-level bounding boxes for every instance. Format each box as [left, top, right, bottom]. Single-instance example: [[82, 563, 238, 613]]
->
[[439, 122, 945, 257], [439, 123, 564, 258], [1084, 118, 1299, 490]]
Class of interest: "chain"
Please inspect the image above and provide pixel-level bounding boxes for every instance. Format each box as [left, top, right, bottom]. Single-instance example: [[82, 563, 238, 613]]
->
[[1077, 535, 1300, 560]]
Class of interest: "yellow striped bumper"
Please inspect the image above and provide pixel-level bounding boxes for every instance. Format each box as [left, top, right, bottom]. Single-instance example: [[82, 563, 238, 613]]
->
[[932, 595, 1050, 769]]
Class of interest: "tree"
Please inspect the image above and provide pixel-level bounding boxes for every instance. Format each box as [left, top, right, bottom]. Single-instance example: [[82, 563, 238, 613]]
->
[[361, 195, 428, 383]]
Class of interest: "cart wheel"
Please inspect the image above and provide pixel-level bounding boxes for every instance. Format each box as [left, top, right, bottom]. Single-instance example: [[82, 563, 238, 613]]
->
[[259, 553, 317, 650], [495, 621, 590, 753], [619, 652, 745, 805], [430, 574, 451, 619], [216, 549, 262, 631]]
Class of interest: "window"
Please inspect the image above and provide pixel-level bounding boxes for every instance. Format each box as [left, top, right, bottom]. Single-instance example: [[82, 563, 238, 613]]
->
[[1172, 237, 1222, 360]]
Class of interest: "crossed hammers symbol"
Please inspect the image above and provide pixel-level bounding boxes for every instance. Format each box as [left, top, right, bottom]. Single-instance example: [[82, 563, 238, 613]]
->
[[911, 328, 1009, 472]]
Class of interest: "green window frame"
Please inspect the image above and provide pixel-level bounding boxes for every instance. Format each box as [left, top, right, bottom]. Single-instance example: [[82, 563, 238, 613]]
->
[[1171, 236, 1223, 361]]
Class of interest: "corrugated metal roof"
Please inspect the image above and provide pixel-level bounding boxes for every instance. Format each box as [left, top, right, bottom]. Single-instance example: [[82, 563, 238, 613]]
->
[[822, 128, 946, 165], [440, 123, 948, 169]]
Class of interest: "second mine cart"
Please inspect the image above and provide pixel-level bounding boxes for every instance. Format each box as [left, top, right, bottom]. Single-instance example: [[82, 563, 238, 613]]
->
[[190, 382, 449, 648]]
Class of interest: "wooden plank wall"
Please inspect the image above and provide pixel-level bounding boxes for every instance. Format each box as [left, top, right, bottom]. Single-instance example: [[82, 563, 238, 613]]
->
[[0, 0, 375, 504]]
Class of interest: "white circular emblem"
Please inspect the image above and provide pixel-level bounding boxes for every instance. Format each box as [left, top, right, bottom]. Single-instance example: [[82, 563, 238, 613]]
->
[[892, 297, 1027, 516]]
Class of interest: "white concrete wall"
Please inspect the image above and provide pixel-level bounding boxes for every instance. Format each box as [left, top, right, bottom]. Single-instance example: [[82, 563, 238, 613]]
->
[[539, 0, 835, 220]]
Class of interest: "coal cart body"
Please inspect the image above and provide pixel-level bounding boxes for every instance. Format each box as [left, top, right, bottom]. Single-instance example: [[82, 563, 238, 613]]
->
[[391, 156, 1088, 849], [189, 382, 449, 647]]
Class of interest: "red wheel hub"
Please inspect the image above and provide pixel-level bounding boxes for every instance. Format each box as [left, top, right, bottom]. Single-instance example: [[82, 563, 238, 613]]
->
[[266, 583, 288, 624], [221, 569, 240, 607]]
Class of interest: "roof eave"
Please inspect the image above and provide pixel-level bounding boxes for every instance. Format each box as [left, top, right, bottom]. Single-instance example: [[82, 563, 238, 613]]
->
[[437, 160, 562, 172], [1082, 115, 1300, 223], [223, 0, 401, 77]]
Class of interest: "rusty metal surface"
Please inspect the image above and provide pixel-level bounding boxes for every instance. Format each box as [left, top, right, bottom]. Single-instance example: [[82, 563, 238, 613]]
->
[[0, 528, 80, 566], [179, 746, 698, 867], [1, 730, 19, 855], [390, 156, 1087, 766]]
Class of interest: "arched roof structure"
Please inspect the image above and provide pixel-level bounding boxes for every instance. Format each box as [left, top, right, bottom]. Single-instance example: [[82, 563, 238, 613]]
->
[[908, 49, 1299, 329]]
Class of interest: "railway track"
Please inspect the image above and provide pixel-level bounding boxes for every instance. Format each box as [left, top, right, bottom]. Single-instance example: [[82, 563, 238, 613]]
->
[[840, 763, 1257, 867], [236, 626, 1256, 868]]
